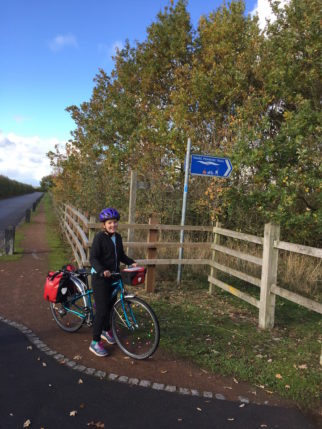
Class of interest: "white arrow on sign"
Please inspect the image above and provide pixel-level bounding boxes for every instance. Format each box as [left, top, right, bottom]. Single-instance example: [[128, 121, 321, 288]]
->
[[196, 160, 220, 166], [224, 159, 232, 177]]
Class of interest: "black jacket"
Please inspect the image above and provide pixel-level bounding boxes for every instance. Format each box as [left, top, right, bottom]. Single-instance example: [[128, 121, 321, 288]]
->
[[90, 231, 135, 275]]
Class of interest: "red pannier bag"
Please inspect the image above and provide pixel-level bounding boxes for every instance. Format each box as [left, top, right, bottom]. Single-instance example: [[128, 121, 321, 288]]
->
[[43, 271, 68, 303], [121, 266, 146, 286]]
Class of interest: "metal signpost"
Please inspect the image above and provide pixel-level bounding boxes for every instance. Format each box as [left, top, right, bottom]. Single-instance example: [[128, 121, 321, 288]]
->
[[177, 138, 191, 285], [177, 147, 233, 285]]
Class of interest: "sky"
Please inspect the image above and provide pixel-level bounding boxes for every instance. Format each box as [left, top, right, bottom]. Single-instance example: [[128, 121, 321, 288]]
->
[[0, 0, 277, 187]]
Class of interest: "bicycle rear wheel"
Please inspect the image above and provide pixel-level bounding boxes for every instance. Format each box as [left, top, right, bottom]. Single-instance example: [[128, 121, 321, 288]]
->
[[50, 282, 87, 332], [112, 296, 160, 360]]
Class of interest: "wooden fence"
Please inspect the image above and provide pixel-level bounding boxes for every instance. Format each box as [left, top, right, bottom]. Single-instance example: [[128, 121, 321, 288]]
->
[[57, 203, 322, 330]]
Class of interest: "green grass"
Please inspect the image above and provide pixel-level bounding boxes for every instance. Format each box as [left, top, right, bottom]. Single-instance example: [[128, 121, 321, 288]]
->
[[138, 279, 322, 413], [43, 193, 72, 270]]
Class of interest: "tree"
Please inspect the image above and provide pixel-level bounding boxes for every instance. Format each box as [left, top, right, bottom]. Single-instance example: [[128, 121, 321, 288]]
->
[[40, 175, 54, 191], [220, 0, 321, 244], [49, 0, 321, 245]]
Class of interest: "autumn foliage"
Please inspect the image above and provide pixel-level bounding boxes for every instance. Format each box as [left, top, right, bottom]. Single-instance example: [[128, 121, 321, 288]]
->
[[48, 0, 321, 246]]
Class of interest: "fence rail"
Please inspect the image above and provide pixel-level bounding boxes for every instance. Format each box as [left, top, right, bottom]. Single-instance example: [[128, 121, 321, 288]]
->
[[57, 203, 322, 331]]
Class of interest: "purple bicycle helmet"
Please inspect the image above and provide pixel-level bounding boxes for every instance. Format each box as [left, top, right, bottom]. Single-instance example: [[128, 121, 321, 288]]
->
[[99, 207, 120, 222]]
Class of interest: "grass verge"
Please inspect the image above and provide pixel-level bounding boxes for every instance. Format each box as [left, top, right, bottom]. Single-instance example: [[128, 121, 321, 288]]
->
[[43, 193, 72, 270], [137, 278, 321, 414]]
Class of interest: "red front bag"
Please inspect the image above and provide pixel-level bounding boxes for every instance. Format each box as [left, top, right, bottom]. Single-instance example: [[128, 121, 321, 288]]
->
[[43, 271, 64, 303], [121, 267, 146, 286]]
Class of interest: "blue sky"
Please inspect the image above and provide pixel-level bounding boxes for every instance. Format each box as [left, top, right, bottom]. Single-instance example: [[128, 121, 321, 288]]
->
[[0, 0, 273, 186]]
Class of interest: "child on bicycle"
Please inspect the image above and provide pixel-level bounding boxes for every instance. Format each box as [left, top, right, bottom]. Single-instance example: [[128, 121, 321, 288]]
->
[[89, 207, 137, 357]]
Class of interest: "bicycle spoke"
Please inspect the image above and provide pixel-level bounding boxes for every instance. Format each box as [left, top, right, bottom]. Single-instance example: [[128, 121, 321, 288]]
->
[[50, 284, 86, 332], [112, 297, 160, 360]]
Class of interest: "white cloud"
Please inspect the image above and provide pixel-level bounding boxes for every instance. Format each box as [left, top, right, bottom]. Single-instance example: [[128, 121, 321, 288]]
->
[[98, 40, 124, 59], [49, 33, 78, 52], [0, 131, 64, 186], [111, 40, 124, 55], [251, 0, 289, 30], [13, 115, 30, 124]]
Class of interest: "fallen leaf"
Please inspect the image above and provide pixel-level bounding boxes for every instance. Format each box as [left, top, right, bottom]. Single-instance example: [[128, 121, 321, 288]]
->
[[298, 364, 307, 370], [275, 373, 283, 379], [239, 403, 245, 408], [196, 407, 202, 412], [27, 346, 32, 350], [23, 420, 31, 427], [160, 370, 168, 374], [73, 355, 82, 360], [79, 403, 85, 409], [87, 421, 105, 428], [255, 384, 265, 389], [78, 378, 83, 384], [70, 410, 77, 417], [42, 362, 47, 367], [285, 385, 291, 389], [227, 418, 235, 421], [233, 378, 239, 384], [260, 425, 268, 428]]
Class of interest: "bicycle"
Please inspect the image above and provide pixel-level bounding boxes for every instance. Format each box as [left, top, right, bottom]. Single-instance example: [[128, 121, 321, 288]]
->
[[49, 268, 160, 360]]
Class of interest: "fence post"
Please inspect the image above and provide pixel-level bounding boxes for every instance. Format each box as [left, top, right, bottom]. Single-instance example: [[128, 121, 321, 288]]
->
[[259, 223, 280, 329], [87, 215, 97, 287], [88, 215, 96, 263], [145, 213, 158, 293], [25, 209, 31, 223], [209, 221, 221, 294], [5, 226, 15, 255]]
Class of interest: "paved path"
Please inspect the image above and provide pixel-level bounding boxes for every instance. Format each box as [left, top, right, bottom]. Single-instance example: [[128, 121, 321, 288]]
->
[[0, 192, 43, 230], [0, 320, 318, 429]]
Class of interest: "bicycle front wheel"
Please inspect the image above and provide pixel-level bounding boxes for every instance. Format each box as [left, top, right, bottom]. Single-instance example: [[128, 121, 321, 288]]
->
[[112, 297, 160, 360], [50, 282, 87, 333]]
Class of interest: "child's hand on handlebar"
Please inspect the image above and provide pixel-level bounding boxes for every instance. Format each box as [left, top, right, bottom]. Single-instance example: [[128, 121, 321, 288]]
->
[[103, 270, 112, 278]]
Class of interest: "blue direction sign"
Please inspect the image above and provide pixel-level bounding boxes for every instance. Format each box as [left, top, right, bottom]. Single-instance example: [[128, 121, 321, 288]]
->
[[190, 154, 233, 178]]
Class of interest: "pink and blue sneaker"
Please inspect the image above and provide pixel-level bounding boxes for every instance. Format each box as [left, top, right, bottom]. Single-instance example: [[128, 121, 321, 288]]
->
[[89, 340, 108, 357], [101, 330, 116, 345]]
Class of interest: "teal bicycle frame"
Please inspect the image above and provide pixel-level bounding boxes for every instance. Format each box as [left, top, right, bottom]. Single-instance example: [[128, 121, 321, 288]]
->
[[63, 273, 137, 329]]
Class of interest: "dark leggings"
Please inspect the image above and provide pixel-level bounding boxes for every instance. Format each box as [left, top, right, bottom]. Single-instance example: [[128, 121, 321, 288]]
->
[[92, 275, 116, 342]]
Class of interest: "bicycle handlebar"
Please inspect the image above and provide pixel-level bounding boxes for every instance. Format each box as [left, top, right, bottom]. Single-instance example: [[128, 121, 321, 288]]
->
[[99, 271, 121, 279]]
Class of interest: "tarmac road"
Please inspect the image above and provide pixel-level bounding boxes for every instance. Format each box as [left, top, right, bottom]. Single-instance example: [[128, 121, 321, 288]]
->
[[0, 320, 318, 429], [0, 192, 43, 231]]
